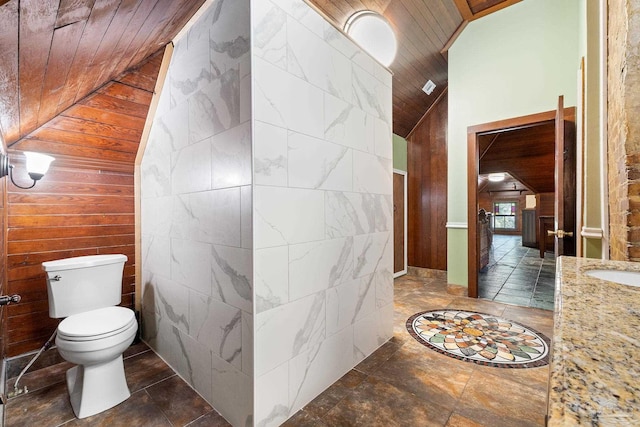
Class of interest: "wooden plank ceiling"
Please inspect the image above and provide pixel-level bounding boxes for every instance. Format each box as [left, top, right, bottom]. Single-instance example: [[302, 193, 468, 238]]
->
[[0, 0, 205, 147], [479, 121, 556, 194], [307, 0, 520, 137]]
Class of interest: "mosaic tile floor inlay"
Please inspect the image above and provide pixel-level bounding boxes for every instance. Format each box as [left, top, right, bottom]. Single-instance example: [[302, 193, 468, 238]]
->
[[407, 310, 550, 368]]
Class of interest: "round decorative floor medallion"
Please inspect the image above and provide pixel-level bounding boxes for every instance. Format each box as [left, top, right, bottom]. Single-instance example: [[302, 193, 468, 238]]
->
[[406, 310, 550, 368]]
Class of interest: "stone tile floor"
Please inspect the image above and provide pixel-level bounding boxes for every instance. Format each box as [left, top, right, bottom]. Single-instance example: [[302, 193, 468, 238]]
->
[[4, 273, 552, 426], [479, 235, 556, 310]]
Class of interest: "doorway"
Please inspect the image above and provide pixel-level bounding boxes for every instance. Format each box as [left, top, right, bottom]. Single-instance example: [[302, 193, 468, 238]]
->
[[467, 102, 576, 301], [393, 170, 407, 277]]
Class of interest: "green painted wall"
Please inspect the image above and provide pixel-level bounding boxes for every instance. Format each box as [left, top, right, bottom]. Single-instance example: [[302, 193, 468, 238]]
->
[[447, 0, 580, 286], [393, 133, 407, 172]]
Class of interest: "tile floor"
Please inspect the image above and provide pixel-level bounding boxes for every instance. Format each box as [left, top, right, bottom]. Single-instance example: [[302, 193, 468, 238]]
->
[[4, 273, 553, 426], [478, 235, 556, 310]]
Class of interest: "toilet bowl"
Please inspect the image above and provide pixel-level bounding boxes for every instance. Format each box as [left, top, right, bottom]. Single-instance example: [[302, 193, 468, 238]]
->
[[55, 306, 138, 419], [42, 254, 136, 419]]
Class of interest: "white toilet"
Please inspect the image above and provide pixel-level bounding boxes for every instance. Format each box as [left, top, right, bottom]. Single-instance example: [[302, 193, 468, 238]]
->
[[42, 254, 137, 419]]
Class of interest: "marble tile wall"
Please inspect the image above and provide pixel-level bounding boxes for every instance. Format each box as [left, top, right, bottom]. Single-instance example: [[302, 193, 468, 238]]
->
[[140, 0, 253, 425], [252, 0, 394, 425]]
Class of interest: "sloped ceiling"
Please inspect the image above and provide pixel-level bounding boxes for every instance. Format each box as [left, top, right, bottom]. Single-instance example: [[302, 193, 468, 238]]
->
[[0, 0, 521, 146], [0, 0, 205, 147], [307, 0, 521, 137]]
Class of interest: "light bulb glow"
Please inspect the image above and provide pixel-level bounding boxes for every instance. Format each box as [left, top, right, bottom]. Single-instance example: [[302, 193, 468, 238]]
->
[[488, 173, 505, 182], [345, 11, 397, 67], [24, 151, 54, 177]]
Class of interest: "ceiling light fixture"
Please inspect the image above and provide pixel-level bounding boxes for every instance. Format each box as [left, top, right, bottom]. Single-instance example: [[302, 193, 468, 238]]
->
[[0, 151, 55, 189], [488, 173, 505, 182], [344, 10, 397, 67]]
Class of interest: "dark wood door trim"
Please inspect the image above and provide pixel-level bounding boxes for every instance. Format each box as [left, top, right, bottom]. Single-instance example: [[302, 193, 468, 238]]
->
[[467, 109, 560, 299]]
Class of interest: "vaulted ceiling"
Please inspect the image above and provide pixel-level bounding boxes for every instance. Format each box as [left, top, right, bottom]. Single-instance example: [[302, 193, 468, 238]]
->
[[0, 0, 520, 147]]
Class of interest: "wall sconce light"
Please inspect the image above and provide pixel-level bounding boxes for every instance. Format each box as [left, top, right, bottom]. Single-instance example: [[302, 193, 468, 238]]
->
[[0, 151, 55, 189]]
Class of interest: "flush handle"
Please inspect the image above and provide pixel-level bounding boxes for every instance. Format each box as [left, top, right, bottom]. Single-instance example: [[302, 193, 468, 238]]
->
[[51, 275, 62, 281], [0, 295, 21, 306]]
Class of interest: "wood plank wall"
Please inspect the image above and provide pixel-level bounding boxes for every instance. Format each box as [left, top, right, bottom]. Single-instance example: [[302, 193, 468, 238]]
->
[[407, 89, 448, 271], [4, 51, 163, 357]]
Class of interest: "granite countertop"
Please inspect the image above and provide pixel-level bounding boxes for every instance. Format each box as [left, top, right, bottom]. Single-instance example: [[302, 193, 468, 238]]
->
[[548, 256, 640, 426]]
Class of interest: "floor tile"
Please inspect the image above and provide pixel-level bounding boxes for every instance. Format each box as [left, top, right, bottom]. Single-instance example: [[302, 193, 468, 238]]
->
[[123, 349, 176, 393], [145, 375, 213, 426]]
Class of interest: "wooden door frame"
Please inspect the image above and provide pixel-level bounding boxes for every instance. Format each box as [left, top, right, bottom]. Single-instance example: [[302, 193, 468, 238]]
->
[[393, 169, 408, 278], [467, 110, 558, 298]]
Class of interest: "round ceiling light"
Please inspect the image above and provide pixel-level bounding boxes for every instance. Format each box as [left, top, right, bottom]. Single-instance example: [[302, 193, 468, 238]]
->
[[488, 173, 506, 182], [344, 11, 397, 67]]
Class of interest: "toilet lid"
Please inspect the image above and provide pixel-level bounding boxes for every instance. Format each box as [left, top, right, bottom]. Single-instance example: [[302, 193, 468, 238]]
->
[[58, 306, 136, 340]]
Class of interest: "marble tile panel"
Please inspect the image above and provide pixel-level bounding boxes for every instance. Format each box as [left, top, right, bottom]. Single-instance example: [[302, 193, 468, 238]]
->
[[211, 355, 253, 427], [141, 132, 173, 198], [325, 191, 376, 238], [326, 274, 376, 336], [375, 268, 394, 308], [188, 66, 241, 144], [173, 328, 214, 404], [208, 0, 250, 73], [353, 303, 394, 364], [169, 33, 211, 106], [240, 57, 252, 124], [289, 237, 354, 301], [141, 196, 172, 237], [145, 375, 213, 427], [254, 185, 324, 248], [240, 185, 252, 249], [287, 131, 352, 191], [255, 292, 326, 376], [323, 25, 375, 76], [353, 150, 392, 195], [211, 244, 252, 312], [142, 235, 171, 279], [373, 115, 392, 159], [170, 238, 213, 296], [170, 188, 241, 247], [253, 0, 287, 69], [171, 139, 212, 195], [211, 121, 252, 189], [142, 273, 190, 335], [353, 231, 392, 279], [375, 194, 393, 232], [242, 311, 253, 375], [374, 63, 392, 88], [255, 362, 290, 427], [254, 120, 288, 186], [272, 0, 327, 38], [352, 64, 392, 124], [255, 246, 289, 313], [253, 57, 324, 139], [323, 93, 371, 152], [287, 16, 330, 91], [189, 291, 242, 368], [288, 326, 354, 415]]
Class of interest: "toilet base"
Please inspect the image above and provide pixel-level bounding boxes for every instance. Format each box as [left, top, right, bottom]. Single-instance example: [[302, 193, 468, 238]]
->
[[66, 355, 131, 419]]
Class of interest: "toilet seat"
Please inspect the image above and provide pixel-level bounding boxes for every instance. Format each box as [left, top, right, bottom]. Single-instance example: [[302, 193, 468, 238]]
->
[[58, 307, 136, 342]]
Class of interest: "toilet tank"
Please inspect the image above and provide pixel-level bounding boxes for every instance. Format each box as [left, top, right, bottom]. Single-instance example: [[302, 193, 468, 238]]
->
[[42, 254, 128, 318]]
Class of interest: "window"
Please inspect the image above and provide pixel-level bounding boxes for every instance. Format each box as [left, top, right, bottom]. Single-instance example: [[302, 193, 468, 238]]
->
[[492, 202, 517, 230]]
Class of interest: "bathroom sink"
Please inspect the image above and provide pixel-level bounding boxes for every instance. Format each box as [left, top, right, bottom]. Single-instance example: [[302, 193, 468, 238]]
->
[[585, 269, 640, 287]]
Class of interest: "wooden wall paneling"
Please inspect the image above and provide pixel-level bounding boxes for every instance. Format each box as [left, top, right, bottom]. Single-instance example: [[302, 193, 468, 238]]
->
[[4, 51, 162, 356], [55, 0, 96, 28], [0, 0, 19, 143], [407, 90, 448, 270]]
